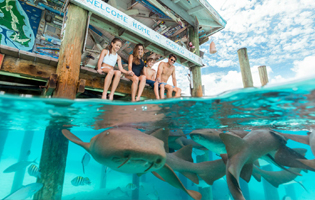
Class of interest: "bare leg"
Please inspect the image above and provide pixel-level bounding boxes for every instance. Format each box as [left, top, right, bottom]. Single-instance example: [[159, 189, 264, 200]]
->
[[108, 70, 121, 100], [154, 81, 160, 99], [165, 85, 173, 98], [136, 75, 146, 101], [102, 69, 114, 99], [174, 87, 181, 98], [159, 84, 165, 99], [126, 75, 139, 102]]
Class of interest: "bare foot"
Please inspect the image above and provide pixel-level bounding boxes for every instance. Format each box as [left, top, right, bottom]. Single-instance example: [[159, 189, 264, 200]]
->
[[101, 93, 107, 100], [108, 93, 114, 100]]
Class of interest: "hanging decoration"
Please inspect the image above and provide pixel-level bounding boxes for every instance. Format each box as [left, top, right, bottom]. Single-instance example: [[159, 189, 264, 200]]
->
[[210, 41, 217, 54]]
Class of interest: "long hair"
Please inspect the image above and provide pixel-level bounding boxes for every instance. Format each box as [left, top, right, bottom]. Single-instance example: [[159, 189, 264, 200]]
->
[[132, 44, 144, 65], [108, 38, 122, 55]]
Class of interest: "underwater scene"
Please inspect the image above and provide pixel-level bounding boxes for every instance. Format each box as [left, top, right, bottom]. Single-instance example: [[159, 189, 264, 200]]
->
[[1, 77, 315, 200]]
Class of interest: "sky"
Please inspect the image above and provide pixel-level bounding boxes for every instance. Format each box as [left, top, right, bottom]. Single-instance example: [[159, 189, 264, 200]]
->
[[155, 0, 315, 96]]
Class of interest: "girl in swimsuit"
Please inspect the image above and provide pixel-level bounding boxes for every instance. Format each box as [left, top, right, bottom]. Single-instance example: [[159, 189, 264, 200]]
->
[[125, 44, 147, 102], [97, 38, 134, 100]]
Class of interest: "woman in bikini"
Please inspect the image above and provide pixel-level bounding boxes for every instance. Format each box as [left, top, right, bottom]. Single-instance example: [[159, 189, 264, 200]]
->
[[125, 44, 146, 102], [97, 38, 134, 100]]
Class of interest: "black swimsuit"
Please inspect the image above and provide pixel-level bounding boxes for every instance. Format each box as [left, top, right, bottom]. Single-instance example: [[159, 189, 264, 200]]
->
[[132, 59, 145, 77]]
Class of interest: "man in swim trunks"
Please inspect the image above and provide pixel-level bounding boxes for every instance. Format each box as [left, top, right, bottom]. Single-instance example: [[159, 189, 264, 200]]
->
[[156, 54, 181, 98], [145, 58, 165, 99]]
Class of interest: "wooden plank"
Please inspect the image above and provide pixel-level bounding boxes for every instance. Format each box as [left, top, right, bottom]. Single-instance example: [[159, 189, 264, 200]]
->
[[42, 74, 58, 96], [159, 0, 195, 26], [19, 50, 36, 62], [0, 45, 19, 57]]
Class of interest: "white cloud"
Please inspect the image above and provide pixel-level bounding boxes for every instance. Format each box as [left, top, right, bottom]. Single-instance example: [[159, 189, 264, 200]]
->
[[291, 55, 315, 78]]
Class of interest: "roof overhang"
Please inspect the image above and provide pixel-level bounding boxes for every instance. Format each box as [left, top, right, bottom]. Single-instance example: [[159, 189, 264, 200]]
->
[[70, 0, 203, 67]]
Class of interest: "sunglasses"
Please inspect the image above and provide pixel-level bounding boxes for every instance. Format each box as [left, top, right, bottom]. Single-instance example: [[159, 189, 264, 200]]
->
[[170, 59, 176, 62]]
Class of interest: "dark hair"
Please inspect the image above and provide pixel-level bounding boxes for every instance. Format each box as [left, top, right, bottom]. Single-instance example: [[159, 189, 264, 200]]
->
[[169, 54, 177, 61], [108, 38, 122, 55], [132, 44, 144, 65], [147, 58, 155, 63]]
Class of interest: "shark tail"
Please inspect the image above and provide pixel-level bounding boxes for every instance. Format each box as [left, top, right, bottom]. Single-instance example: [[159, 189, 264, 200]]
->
[[197, 159, 226, 185], [252, 166, 261, 182], [61, 129, 90, 151], [154, 164, 202, 200]]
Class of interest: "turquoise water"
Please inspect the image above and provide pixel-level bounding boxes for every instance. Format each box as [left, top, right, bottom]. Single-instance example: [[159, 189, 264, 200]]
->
[[1, 77, 315, 199]]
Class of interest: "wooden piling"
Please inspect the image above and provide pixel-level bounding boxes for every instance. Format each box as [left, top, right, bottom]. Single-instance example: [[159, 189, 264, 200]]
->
[[34, 4, 88, 200], [237, 48, 253, 88], [239, 178, 250, 200], [258, 65, 269, 86], [196, 150, 213, 200], [33, 125, 69, 200], [188, 26, 203, 97], [284, 185, 296, 200], [132, 174, 139, 200], [0, 131, 8, 161], [11, 131, 34, 193], [53, 4, 88, 99], [262, 165, 279, 200], [100, 165, 107, 189]]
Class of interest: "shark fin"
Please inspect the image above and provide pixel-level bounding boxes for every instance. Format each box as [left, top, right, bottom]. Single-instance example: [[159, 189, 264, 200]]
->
[[173, 145, 194, 162], [61, 130, 90, 151], [254, 160, 260, 167], [150, 128, 170, 153], [252, 166, 261, 182], [154, 164, 202, 200], [297, 159, 315, 170], [292, 148, 308, 156], [220, 154, 228, 164], [275, 132, 309, 145], [240, 164, 253, 183], [269, 131, 288, 144], [274, 146, 314, 172], [180, 171, 199, 184], [219, 133, 246, 159], [266, 154, 302, 176], [136, 173, 145, 177], [151, 171, 165, 181]]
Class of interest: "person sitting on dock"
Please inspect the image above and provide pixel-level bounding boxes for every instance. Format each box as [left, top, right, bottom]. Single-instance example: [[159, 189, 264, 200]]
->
[[125, 44, 147, 102], [145, 58, 165, 99], [156, 54, 181, 98], [97, 38, 134, 100]]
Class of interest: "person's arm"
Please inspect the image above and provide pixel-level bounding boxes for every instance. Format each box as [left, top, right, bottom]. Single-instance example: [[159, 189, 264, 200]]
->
[[172, 68, 177, 87], [117, 55, 134, 76], [156, 63, 163, 82], [127, 55, 135, 76], [97, 49, 107, 74]]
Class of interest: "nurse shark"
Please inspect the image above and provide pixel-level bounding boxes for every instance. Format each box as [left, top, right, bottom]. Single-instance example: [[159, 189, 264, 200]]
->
[[61, 127, 201, 200]]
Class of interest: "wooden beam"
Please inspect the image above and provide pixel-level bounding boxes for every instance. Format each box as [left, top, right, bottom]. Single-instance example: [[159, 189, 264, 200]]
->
[[237, 47, 253, 88], [118, 27, 126, 36], [198, 19, 221, 27], [187, 6, 204, 15], [144, 41, 152, 48], [147, 0, 185, 27], [42, 74, 58, 97], [188, 26, 203, 97], [76, 79, 86, 97], [199, 37, 209, 46], [159, 0, 195, 26]]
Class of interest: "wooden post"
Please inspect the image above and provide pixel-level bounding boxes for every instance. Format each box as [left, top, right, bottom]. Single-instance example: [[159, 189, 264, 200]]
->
[[188, 26, 203, 97], [100, 165, 107, 189], [239, 178, 250, 200], [132, 174, 139, 200], [0, 130, 9, 161], [33, 124, 69, 200], [196, 150, 213, 200], [11, 131, 34, 193], [34, 4, 88, 200], [179, 173, 188, 200], [237, 48, 253, 88], [284, 185, 296, 200], [258, 65, 269, 86], [262, 165, 279, 200], [53, 4, 88, 99]]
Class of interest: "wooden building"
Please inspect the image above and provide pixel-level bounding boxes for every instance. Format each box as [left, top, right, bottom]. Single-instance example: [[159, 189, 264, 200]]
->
[[0, 0, 226, 100]]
